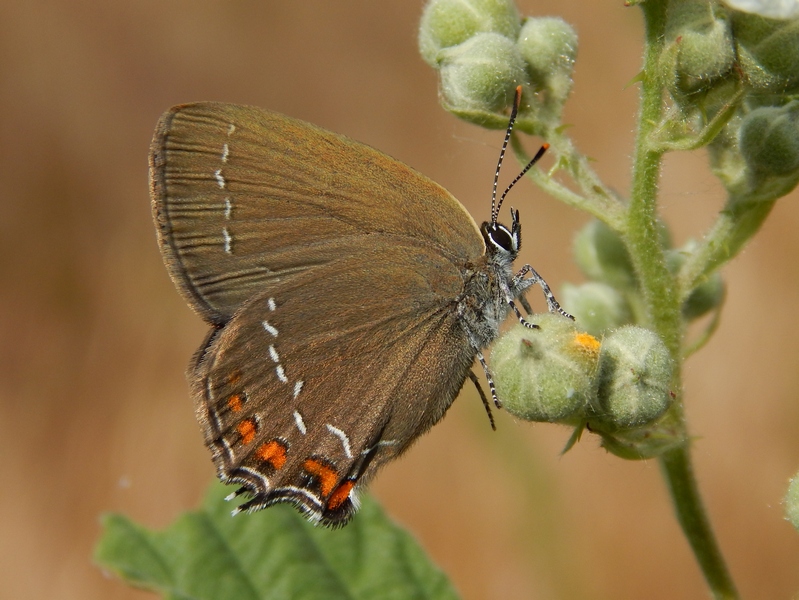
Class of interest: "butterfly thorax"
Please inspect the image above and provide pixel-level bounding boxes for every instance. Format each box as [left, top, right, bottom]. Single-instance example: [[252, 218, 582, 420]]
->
[[455, 217, 520, 350]]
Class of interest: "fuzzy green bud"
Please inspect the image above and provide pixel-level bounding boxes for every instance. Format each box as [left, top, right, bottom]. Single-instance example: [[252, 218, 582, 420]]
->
[[573, 220, 637, 289], [491, 313, 600, 424], [574, 219, 672, 289], [560, 282, 632, 336], [591, 326, 674, 429], [517, 17, 578, 103], [710, 100, 799, 203], [438, 32, 529, 125], [786, 471, 799, 532], [662, 0, 735, 94], [732, 11, 799, 92], [684, 272, 725, 320], [666, 245, 725, 320], [740, 101, 799, 177], [419, 0, 521, 66]]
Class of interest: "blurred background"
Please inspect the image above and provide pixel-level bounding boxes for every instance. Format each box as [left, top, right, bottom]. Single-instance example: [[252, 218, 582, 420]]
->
[[1, 2, 798, 599]]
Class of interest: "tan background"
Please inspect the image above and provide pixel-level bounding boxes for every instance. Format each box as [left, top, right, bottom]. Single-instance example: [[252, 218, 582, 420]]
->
[[2, 2, 798, 599]]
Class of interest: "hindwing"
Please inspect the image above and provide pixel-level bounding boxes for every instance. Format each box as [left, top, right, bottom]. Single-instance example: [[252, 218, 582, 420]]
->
[[193, 243, 476, 526]]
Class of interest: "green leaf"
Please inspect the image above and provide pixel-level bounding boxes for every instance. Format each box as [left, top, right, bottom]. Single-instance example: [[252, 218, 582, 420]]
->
[[94, 483, 460, 600]]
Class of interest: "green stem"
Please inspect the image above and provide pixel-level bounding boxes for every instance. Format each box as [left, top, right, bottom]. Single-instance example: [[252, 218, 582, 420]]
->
[[550, 130, 628, 227], [677, 199, 776, 302], [651, 86, 745, 153], [660, 448, 740, 600], [632, 3, 739, 598], [627, 1, 680, 351], [511, 136, 626, 229]]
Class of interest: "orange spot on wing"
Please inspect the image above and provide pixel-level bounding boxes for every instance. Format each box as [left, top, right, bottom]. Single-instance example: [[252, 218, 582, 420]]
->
[[236, 419, 257, 445], [302, 458, 338, 497], [256, 440, 287, 470], [327, 480, 355, 510], [227, 394, 244, 412]]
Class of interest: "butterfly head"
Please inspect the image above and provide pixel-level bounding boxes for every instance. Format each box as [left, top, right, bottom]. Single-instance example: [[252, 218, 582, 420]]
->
[[481, 208, 521, 262]]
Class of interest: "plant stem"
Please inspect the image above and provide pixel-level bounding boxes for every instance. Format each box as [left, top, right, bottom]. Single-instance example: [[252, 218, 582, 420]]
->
[[660, 448, 740, 600], [631, 3, 739, 598], [627, 0, 680, 352], [651, 86, 744, 153], [512, 136, 626, 229], [677, 199, 775, 302]]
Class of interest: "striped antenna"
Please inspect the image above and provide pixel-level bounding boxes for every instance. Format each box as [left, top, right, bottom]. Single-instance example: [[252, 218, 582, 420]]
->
[[494, 143, 549, 219], [491, 86, 524, 224]]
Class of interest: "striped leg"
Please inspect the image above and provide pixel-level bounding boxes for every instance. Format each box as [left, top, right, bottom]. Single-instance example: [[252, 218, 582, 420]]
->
[[468, 371, 496, 431], [475, 350, 502, 409], [513, 264, 574, 320]]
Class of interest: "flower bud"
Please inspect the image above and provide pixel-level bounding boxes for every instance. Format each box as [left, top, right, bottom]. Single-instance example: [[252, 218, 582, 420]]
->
[[662, 0, 735, 94], [438, 32, 529, 125], [684, 272, 725, 320], [491, 314, 600, 425], [419, 0, 521, 66], [732, 11, 799, 92], [740, 101, 799, 177], [666, 245, 726, 320], [591, 326, 674, 429], [573, 220, 637, 289], [710, 100, 799, 203], [517, 17, 578, 103], [560, 282, 632, 336]]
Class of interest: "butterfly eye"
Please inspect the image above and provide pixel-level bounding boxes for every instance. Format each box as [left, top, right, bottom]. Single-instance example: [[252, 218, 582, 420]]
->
[[483, 223, 517, 254]]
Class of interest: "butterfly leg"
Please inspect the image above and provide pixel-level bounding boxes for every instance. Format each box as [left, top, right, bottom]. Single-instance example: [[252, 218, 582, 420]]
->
[[507, 299, 541, 330], [512, 264, 574, 320], [468, 370, 496, 431], [475, 350, 503, 409], [518, 293, 534, 316]]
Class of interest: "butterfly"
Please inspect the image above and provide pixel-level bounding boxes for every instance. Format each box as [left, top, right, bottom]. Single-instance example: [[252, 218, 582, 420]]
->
[[149, 87, 568, 526]]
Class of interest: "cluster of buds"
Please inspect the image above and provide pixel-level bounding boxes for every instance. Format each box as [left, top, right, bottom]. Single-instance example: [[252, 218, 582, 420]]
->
[[490, 313, 679, 459], [566, 220, 725, 337], [658, 1, 799, 203], [419, 0, 577, 131], [419, 0, 797, 459], [491, 217, 729, 458]]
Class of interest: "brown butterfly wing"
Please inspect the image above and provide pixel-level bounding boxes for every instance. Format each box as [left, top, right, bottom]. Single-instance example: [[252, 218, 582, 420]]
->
[[150, 102, 484, 325], [193, 243, 476, 526]]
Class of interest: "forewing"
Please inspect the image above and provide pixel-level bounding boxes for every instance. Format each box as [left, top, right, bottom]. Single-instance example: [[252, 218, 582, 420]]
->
[[150, 103, 483, 324], [193, 243, 476, 526]]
